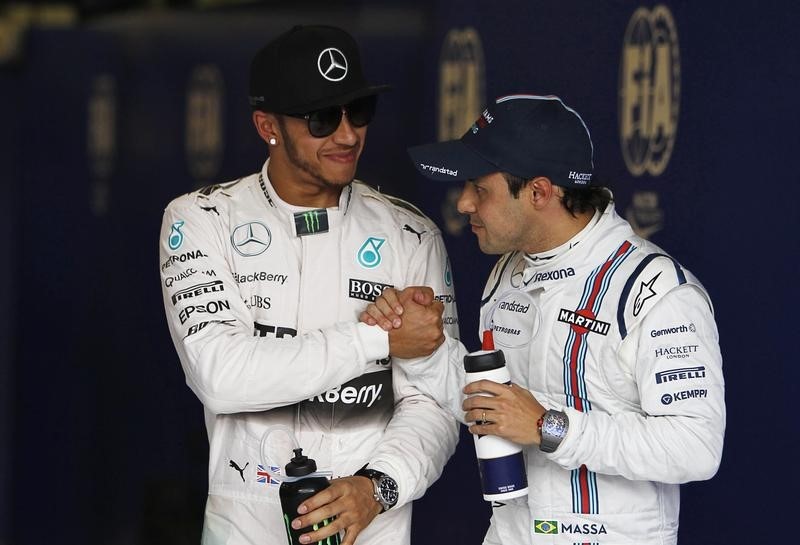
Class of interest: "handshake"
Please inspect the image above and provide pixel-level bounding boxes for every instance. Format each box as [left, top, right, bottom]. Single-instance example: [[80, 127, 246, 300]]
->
[[359, 286, 445, 359]]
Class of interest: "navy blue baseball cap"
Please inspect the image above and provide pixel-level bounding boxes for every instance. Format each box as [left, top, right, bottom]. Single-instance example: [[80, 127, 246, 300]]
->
[[408, 94, 595, 188]]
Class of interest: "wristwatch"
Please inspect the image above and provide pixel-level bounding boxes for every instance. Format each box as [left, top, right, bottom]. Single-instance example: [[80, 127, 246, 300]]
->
[[538, 410, 569, 453], [355, 466, 398, 512]]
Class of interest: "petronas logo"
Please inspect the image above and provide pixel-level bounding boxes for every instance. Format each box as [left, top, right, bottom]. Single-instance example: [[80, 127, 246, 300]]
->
[[294, 209, 329, 236]]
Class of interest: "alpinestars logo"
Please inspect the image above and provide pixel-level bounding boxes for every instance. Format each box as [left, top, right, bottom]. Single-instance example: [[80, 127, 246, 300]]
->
[[349, 279, 393, 302], [294, 209, 329, 236]]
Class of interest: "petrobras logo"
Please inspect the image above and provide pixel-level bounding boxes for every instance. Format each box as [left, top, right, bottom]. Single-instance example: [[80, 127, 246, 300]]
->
[[307, 382, 383, 408], [661, 389, 707, 405], [171, 280, 224, 305], [349, 278, 393, 302], [655, 366, 706, 384]]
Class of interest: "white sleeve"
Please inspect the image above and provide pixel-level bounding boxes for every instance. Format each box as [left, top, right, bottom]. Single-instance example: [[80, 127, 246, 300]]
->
[[367, 226, 461, 506], [547, 284, 726, 484], [160, 200, 388, 416]]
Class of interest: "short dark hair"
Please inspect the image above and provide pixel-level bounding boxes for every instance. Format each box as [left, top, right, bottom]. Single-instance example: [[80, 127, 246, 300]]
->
[[501, 172, 612, 216]]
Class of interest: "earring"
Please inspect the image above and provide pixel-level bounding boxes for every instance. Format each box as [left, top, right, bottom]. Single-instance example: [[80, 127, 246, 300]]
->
[[268, 137, 277, 146]]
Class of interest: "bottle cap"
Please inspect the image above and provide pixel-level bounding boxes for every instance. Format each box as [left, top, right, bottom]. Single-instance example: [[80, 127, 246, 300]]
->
[[284, 448, 317, 477], [463, 348, 506, 372]]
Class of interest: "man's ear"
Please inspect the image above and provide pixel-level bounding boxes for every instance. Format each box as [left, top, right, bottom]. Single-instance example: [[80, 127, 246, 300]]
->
[[527, 176, 557, 209], [252, 111, 280, 145]]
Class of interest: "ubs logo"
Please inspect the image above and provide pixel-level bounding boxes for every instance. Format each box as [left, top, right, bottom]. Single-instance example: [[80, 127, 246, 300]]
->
[[438, 27, 485, 142], [318, 48, 348, 81], [231, 222, 271, 257], [619, 5, 680, 176]]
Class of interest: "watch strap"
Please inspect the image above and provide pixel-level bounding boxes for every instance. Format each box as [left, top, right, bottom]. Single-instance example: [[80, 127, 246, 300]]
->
[[539, 409, 569, 453]]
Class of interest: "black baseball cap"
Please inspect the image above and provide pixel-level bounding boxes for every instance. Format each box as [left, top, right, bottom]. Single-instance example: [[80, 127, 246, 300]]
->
[[249, 25, 391, 115], [408, 94, 595, 188]]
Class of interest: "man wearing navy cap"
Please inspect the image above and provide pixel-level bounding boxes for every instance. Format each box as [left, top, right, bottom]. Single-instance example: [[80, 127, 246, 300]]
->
[[160, 25, 459, 545], [363, 94, 725, 545]]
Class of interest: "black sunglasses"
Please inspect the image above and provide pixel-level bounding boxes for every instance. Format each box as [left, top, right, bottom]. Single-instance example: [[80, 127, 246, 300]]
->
[[287, 95, 377, 138]]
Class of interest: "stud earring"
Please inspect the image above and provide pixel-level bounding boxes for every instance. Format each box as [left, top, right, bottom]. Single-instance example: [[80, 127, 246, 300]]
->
[[268, 137, 277, 145]]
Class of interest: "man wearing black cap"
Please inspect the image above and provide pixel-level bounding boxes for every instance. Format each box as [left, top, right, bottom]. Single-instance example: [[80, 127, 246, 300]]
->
[[362, 94, 725, 545], [159, 25, 459, 545]]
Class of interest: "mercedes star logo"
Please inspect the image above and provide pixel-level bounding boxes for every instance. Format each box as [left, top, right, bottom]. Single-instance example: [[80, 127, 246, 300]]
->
[[317, 48, 348, 81], [231, 222, 271, 257]]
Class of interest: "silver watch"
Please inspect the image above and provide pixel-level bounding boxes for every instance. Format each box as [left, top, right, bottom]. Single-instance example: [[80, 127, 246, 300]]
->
[[355, 467, 398, 512], [539, 410, 569, 453]]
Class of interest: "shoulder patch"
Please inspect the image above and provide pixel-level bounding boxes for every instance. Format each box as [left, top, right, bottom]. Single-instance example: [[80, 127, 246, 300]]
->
[[617, 253, 687, 339]]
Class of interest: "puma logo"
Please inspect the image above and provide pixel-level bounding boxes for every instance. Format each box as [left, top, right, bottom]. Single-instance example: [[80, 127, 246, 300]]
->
[[402, 224, 426, 243], [229, 459, 249, 482]]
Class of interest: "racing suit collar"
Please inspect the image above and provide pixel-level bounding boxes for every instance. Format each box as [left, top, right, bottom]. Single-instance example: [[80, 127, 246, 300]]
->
[[259, 159, 353, 236]]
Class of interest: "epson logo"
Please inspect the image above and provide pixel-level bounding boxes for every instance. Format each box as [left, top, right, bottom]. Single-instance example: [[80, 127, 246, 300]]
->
[[650, 323, 695, 337], [567, 171, 593, 184], [307, 383, 383, 408], [661, 389, 707, 405], [655, 366, 706, 384], [558, 309, 610, 335], [531, 267, 575, 283], [349, 279, 393, 302], [253, 322, 297, 339], [171, 280, 224, 305], [161, 249, 208, 272], [654, 345, 699, 359], [178, 300, 231, 324], [498, 300, 530, 313]]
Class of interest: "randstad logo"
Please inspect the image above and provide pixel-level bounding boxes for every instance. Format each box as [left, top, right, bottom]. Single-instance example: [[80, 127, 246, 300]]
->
[[169, 220, 185, 250], [357, 237, 386, 269]]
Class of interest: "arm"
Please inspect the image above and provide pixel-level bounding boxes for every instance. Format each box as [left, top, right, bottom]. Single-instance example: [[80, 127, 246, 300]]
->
[[548, 284, 726, 483], [160, 198, 387, 415]]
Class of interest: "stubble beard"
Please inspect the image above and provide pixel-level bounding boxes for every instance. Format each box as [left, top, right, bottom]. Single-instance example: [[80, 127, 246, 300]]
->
[[283, 130, 357, 190]]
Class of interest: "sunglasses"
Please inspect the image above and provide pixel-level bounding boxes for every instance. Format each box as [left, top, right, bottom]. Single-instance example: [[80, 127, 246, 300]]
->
[[287, 95, 377, 138]]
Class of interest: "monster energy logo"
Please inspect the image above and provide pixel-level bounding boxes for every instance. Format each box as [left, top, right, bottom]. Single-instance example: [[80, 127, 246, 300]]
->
[[284, 513, 341, 544], [294, 209, 329, 236]]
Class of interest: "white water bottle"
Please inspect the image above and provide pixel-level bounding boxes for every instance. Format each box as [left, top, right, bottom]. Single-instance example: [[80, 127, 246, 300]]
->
[[464, 331, 528, 501]]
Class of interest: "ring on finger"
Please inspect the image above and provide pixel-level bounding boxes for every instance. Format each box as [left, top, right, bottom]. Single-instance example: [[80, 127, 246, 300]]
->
[[481, 410, 486, 423]]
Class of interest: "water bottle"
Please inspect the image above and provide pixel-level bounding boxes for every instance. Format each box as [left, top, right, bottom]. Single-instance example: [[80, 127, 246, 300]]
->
[[464, 330, 528, 501], [279, 448, 341, 545]]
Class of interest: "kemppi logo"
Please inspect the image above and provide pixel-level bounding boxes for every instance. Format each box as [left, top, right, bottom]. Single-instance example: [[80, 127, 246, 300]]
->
[[619, 5, 680, 176]]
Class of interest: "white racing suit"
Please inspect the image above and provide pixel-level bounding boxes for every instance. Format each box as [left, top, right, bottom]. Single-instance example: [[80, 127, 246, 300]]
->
[[159, 160, 459, 545], [409, 204, 725, 545]]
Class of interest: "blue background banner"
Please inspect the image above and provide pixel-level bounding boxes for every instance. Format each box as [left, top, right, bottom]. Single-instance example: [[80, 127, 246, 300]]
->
[[2, 1, 797, 544]]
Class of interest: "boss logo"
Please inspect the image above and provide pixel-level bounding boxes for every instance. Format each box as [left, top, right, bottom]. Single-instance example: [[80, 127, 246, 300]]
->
[[349, 279, 393, 302]]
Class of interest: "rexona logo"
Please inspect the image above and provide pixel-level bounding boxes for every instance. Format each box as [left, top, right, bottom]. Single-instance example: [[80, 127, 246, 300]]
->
[[530, 267, 575, 283], [349, 279, 393, 302], [655, 366, 706, 384], [558, 309, 610, 336], [171, 280, 224, 305]]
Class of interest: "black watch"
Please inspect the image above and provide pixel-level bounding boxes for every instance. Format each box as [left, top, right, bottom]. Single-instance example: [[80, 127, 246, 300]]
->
[[355, 466, 398, 512]]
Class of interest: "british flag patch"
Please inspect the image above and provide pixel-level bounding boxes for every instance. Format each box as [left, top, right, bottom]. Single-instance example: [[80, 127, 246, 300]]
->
[[256, 464, 282, 485]]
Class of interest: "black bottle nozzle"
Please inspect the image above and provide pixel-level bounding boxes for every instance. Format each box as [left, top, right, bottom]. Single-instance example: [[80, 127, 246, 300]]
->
[[285, 447, 317, 477]]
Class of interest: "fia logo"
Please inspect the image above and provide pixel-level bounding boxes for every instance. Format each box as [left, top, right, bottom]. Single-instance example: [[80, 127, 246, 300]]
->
[[357, 237, 386, 269], [169, 220, 185, 250], [619, 5, 680, 176]]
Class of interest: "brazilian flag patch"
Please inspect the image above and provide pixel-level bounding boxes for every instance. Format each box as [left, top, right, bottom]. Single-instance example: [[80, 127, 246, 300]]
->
[[534, 520, 559, 534]]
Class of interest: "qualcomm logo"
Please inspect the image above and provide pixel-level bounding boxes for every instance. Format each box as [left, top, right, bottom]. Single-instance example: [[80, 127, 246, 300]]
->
[[231, 222, 271, 257], [169, 220, 185, 250], [357, 237, 385, 269], [318, 48, 348, 81]]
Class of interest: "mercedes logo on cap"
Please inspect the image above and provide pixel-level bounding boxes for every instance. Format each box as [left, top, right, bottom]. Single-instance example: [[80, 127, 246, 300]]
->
[[318, 48, 348, 81], [231, 222, 272, 257]]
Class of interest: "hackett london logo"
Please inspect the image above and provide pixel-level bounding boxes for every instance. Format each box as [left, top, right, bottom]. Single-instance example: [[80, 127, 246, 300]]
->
[[619, 4, 680, 176]]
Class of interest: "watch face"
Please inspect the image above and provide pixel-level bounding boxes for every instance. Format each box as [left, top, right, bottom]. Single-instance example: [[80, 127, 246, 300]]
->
[[378, 477, 399, 506]]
